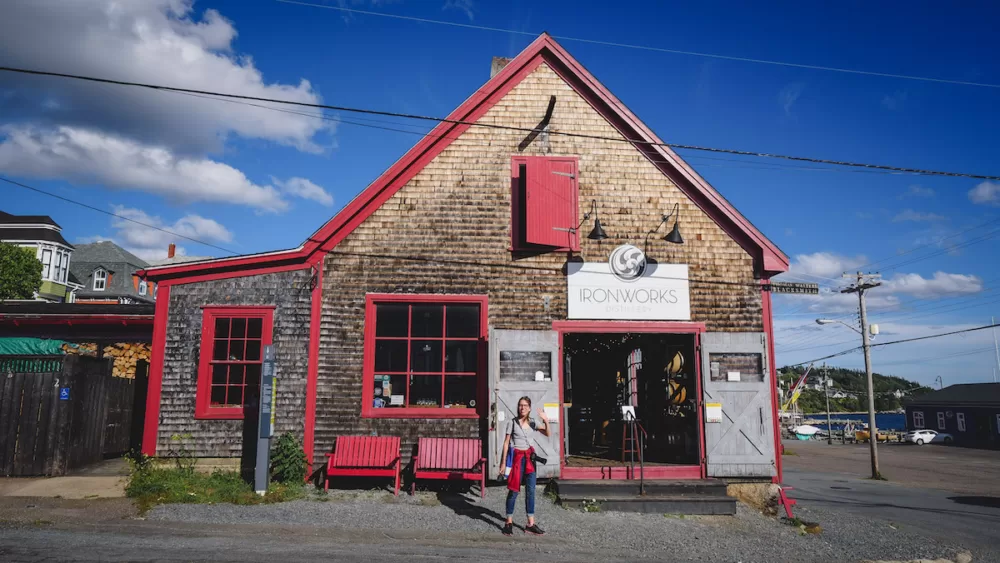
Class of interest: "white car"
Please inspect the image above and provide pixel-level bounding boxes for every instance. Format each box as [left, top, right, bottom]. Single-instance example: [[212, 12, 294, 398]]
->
[[904, 429, 954, 445]]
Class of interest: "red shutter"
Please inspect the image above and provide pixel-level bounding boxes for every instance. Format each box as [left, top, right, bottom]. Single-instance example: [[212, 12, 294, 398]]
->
[[524, 157, 578, 249]]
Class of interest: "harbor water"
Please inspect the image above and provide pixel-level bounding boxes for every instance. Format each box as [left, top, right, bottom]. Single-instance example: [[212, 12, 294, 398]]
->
[[800, 413, 907, 432]]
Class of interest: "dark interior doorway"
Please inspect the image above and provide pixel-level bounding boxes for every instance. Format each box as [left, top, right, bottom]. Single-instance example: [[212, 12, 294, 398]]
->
[[563, 332, 699, 466]]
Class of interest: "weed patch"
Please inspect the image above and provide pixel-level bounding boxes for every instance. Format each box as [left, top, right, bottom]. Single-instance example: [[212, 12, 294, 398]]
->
[[126, 468, 304, 513], [783, 516, 822, 535]]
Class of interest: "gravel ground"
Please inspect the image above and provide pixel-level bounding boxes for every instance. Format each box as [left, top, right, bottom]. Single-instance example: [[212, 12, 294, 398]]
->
[[145, 483, 980, 563]]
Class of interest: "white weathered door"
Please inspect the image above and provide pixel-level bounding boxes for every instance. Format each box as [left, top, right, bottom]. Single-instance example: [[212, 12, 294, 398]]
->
[[701, 332, 776, 477], [488, 329, 561, 479]]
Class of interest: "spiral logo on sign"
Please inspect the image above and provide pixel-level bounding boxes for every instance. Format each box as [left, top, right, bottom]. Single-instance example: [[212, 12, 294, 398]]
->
[[608, 244, 646, 282]]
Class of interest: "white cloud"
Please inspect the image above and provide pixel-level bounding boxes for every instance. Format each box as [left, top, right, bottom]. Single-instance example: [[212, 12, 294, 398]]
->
[[0, 0, 330, 153], [884, 272, 983, 299], [779, 83, 804, 116], [443, 0, 475, 21], [900, 185, 934, 198], [273, 176, 334, 207], [785, 251, 867, 281], [0, 125, 288, 211], [892, 209, 947, 222], [969, 181, 1000, 206], [84, 205, 233, 260]]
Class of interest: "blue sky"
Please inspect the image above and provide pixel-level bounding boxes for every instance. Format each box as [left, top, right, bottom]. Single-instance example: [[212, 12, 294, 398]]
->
[[1, 1, 999, 386]]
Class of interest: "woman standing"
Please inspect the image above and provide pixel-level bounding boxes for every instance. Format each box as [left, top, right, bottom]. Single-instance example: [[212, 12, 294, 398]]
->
[[500, 396, 549, 536]]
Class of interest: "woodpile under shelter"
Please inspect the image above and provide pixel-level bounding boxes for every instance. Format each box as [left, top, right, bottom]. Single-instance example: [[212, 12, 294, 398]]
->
[[138, 34, 789, 483]]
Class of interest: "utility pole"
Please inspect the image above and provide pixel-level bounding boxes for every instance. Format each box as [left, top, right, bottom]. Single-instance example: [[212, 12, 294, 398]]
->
[[992, 316, 999, 383], [824, 362, 833, 445], [842, 272, 882, 480]]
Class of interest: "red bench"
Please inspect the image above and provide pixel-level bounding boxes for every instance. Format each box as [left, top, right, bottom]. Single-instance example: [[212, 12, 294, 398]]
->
[[411, 437, 487, 498], [325, 436, 401, 496]]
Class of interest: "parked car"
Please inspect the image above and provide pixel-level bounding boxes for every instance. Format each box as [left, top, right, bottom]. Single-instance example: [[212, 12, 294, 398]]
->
[[904, 429, 954, 445]]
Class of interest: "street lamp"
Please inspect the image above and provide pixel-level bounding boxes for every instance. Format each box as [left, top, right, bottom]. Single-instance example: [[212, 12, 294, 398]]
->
[[815, 317, 882, 479]]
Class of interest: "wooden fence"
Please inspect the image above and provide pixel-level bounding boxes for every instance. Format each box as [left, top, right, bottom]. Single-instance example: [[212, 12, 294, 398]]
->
[[0, 355, 143, 476]]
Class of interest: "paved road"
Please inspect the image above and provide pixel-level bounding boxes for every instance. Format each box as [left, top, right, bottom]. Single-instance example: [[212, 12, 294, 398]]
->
[[782, 440, 1000, 556], [784, 468, 1000, 554]]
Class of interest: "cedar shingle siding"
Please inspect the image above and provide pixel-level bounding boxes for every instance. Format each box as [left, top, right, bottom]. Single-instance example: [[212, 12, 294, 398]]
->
[[312, 63, 761, 464], [158, 270, 312, 456]]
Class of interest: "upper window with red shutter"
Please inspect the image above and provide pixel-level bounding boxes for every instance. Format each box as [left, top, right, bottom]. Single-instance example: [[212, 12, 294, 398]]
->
[[511, 156, 580, 251]]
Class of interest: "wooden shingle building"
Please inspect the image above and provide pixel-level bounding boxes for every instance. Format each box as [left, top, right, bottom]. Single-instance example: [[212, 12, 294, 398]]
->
[[139, 35, 789, 483]]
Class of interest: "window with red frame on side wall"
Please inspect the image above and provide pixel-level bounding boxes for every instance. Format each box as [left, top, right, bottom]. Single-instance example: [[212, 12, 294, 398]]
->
[[195, 307, 274, 419], [362, 295, 487, 419], [511, 156, 579, 252]]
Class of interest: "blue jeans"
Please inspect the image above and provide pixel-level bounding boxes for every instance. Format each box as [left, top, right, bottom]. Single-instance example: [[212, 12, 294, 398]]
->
[[505, 456, 536, 518]]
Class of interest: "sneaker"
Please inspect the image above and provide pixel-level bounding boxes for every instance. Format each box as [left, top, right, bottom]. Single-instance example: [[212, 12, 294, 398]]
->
[[524, 523, 545, 535], [501, 522, 513, 536]]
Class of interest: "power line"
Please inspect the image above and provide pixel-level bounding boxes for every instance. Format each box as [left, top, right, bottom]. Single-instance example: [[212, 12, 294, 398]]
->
[[3, 65, 1000, 181], [0, 176, 240, 255], [276, 0, 1000, 90], [853, 216, 1000, 272]]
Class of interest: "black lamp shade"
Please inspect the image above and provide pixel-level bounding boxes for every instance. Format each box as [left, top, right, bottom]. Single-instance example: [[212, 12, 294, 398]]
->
[[663, 222, 683, 244], [588, 218, 608, 240]]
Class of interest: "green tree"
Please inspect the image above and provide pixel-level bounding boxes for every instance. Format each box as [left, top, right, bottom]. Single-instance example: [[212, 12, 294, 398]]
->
[[0, 242, 43, 300]]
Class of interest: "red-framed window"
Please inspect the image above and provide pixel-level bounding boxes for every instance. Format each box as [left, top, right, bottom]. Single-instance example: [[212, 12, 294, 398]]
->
[[362, 294, 488, 419], [511, 156, 580, 251], [195, 306, 274, 419]]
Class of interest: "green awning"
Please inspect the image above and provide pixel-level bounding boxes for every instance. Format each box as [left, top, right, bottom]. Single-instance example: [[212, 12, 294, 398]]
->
[[0, 337, 75, 356]]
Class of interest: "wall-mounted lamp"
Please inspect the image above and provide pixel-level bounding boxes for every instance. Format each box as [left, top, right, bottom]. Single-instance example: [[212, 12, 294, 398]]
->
[[583, 199, 608, 240], [653, 203, 684, 244]]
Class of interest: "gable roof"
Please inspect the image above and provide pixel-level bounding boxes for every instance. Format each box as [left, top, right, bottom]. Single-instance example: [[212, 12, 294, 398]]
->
[[905, 383, 1000, 407], [72, 241, 149, 267], [140, 34, 788, 282]]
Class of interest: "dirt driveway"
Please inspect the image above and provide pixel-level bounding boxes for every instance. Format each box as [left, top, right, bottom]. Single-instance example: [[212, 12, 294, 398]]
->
[[781, 439, 1000, 495]]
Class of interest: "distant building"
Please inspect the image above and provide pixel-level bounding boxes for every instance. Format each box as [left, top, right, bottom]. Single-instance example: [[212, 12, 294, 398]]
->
[[146, 243, 213, 267], [904, 383, 1000, 449], [69, 241, 155, 304], [0, 210, 81, 302]]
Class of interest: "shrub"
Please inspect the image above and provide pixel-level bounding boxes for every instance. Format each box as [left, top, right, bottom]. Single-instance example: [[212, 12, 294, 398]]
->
[[270, 433, 307, 484]]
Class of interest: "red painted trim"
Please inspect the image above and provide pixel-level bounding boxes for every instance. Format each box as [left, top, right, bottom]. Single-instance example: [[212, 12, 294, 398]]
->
[[556, 329, 565, 479], [559, 465, 702, 480], [551, 320, 707, 333], [142, 284, 171, 456], [194, 307, 274, 420], [0, 316, 153, 326], [761, 281, 783, 483], [157, 263, 309, 286], [361, 294, 489, 419], [139, 34, 785, 285], [511, 156, 580, 251], [695, 331, 707, 478], [304, 262, 322, 471], [553, 320, 708, 479]]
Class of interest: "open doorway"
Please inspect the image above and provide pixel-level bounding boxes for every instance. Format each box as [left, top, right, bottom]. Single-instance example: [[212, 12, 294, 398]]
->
[[563, 332, 699, 467]]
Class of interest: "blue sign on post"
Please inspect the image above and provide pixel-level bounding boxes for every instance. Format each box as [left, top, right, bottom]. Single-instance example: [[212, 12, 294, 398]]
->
[[59, 387, 70, 401]]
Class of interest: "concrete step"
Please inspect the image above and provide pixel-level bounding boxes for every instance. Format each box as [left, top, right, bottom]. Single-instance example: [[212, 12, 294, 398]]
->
[[554, 478, 728, 499], [558, 494, 737, 515]]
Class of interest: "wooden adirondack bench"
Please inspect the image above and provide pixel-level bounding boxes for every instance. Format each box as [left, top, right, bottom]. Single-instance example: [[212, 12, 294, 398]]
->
[[325, 436, 401, 496], [411, 437, 486, 498]]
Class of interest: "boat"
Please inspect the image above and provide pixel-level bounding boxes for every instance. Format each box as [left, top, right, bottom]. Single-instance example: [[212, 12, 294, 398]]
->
[[792, 425, 822, 440]]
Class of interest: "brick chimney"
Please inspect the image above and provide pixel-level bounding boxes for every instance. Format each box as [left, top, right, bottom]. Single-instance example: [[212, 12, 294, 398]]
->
[[167, 243, 176, 258], [491, 57, 512, 78]]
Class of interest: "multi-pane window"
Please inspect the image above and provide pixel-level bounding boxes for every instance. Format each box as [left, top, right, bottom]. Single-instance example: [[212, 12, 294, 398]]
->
[[59, 251, 68, 282], [41, 249, 52, 279], [364, 295, 486, 418], [937, 412, 946, 430], [195, 307, 273, 419], [93, 269, 107, 291], [139, 280, 148, 296], [957, 412, 966, 432], [54, 252, 63, 283], [913, 411, 924, 429]]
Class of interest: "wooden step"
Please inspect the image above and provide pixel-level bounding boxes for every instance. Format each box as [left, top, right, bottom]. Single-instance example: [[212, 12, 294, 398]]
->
[[554, 478, 728, 499]]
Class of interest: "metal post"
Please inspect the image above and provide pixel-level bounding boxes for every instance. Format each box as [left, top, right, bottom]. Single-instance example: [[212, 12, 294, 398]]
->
[[824, 363, 833, 445], [992, 316, 1000, 383]]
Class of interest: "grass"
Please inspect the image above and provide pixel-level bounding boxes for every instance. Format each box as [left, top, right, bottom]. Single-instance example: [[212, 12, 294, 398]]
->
[[782, 516, 822, 535], [125, 467, 304, 513], [782, 448, 798, 456]]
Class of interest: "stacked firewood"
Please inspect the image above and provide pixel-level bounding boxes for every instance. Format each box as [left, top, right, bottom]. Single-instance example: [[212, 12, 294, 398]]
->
[[62, 342, 151, 379]]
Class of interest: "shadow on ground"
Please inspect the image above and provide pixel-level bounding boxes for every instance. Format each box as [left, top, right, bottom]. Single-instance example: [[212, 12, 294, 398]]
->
[[948, 496, 1000, 509]]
